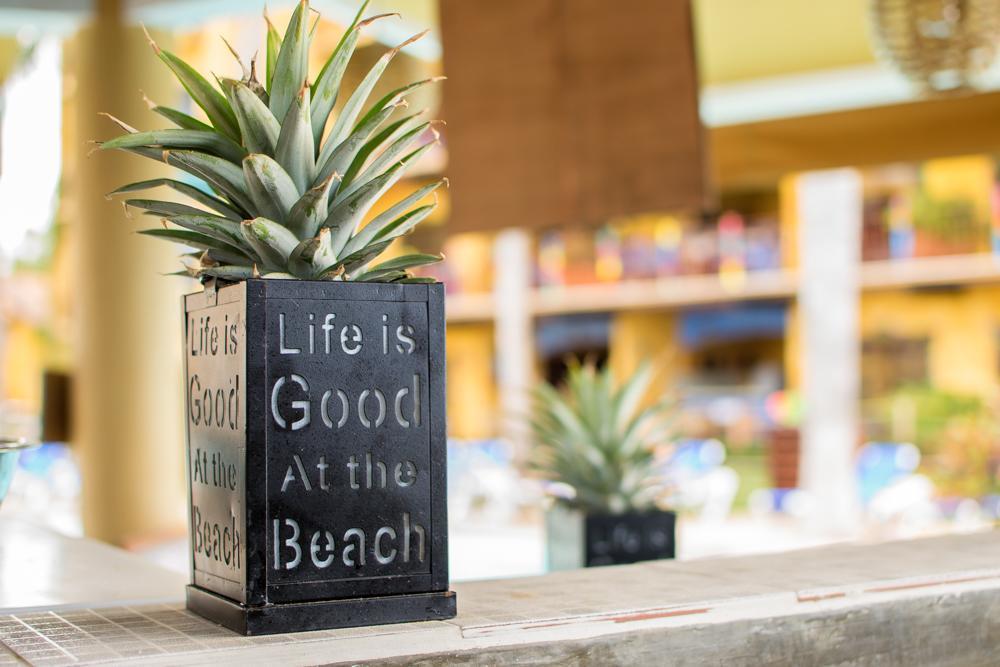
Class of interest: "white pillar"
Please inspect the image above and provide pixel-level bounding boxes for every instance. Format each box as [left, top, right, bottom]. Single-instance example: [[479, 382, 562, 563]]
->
[[796, 169, 862, 536], [493, 228, 533, 457]]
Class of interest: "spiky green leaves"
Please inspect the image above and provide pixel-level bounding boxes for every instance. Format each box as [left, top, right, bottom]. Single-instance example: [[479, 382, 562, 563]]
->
[[269, 0, 309, 123], [275, 87, 315, 192], [101, 129, 246, 163], [223, 79, 279, 154], [143, 28, 240, 141], [101, 0, 444, 284], [528, 362, 674, 514]]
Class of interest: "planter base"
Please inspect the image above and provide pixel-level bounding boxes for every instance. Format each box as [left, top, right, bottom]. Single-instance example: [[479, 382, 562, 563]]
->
[[186, 586, 457, 636]]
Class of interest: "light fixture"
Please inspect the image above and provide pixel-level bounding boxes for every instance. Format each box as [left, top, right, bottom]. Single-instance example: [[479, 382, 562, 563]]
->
[[869, 0, 1000, 93]]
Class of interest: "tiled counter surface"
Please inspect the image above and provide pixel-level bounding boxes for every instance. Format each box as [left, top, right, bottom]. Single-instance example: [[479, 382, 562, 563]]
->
[[0, 520, 997, 666]]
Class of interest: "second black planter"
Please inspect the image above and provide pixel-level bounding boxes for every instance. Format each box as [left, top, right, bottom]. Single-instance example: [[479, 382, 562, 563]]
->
[[183, 279, 455, 635], [546, 505, 676, 570]]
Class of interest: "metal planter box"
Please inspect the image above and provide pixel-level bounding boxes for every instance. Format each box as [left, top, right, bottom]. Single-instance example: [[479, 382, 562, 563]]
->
[[546, 505, 676, 570], [183, 279, 455, 635]]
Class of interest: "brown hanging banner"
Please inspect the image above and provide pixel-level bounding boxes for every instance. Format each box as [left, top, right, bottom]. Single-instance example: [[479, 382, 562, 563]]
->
[[439, 0, 707, 233]]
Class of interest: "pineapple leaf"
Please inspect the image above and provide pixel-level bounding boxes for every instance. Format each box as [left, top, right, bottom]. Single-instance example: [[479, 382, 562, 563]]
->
[[323, 144, 435, 262], [340, 183, 439, 257], [203, 246, 255, 267], [314, 239, 391, 278], [309, 0, 368, 145], [321, 157, 411, 259], [352, 253, 442, 281], [311, 228, 337, 275], [275, 86, 315, 193], [145, 98, 214, 132], [612, 363, 653, 434], [166, 213, 247, 250], [315, 100, 401, 190], [286, 236, 320, 278], [334, 239, 392, 278], [269, 0, 309, 123], [240, 217, 299, 270], [101, 129, 246, 164], [166, 150, 255, 214], [352, 76, 442, 138], [340, 110, 426, 190], [108, 178, 244, 221], [144, 29, 240, 141], [323, 31, 427, 153], [125, 198, 213, 218], [242, 154, 300, 221], [395, 276, 435, 284], [245, 56, 269, 104], [287, 172, 336, 238], [223, 78, 280, 155], [369, 202, 436, 245], [331, 140, 432, 207], [310, 5, 398, 146], [264, 10, 280, 92], [138, 228, 251, 262], [336, 121, 433, 202], [123, 146, 168, 163], [363, 269, 409, 283]]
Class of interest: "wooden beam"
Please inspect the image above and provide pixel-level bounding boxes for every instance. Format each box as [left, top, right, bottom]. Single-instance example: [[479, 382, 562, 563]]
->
[[441, 0, 707, 232]]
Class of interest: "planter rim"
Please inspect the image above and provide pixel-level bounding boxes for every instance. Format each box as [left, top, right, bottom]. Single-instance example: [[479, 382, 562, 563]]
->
[[552, 506, 676, 519]]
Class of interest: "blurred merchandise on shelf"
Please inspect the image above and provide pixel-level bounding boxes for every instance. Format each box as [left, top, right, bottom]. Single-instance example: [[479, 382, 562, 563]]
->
[[531, 210, 782, 289], [861, 156, 995, 261], [594, 225, 623, 283]]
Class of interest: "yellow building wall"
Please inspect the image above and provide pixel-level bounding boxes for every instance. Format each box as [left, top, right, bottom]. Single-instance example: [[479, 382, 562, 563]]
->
[[860, 287, 1000, 398], [445, 322, 497, 439], [786, 287, 1000, 399], [921, 155, 995, 225], [2, 322, 46, 412]]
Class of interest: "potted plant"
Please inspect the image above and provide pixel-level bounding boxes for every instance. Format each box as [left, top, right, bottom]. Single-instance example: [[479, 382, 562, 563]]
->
[[528, 361, 676, 569], [911, 191, 988, 257], [99, 0, 454, 635]]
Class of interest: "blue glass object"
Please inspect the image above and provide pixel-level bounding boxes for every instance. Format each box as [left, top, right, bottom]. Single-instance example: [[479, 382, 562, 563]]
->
[[0, 440, 38, 508]]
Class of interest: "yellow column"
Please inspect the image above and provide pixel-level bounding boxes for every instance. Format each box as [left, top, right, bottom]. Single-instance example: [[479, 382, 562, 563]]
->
[[67, 0, 189, 546], [780, 173, 802, 393], [445, 323, 497, 439], [609, 311, 688, 402]]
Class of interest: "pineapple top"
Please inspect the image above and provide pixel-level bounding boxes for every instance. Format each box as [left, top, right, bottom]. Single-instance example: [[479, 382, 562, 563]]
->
[[100, 0, 444, 284], [528, 362, 674, 514]]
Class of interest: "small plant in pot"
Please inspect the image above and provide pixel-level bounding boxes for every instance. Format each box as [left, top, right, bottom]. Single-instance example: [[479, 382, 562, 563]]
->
[[99, 0, 454, 635], [528, 361, 676, 570]]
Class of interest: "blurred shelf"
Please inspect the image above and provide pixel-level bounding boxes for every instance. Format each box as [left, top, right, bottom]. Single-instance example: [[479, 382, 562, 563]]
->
[[531, 268, 797, 317], [859, 254, 1000, 291], [444, 254, 1000, 323], [446, 291, 496, 323]]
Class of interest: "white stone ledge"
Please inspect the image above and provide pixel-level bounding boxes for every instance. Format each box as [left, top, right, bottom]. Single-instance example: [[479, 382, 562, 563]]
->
[[134, 530, 999, 666], [2, 526, 997, 665]]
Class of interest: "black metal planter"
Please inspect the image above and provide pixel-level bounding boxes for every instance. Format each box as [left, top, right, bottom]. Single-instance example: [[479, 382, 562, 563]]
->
[[183, 279, 455, 635], [546, 506, 676, 570]]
